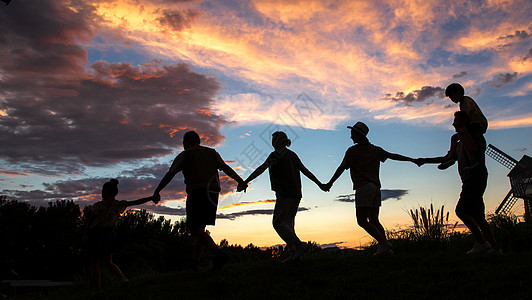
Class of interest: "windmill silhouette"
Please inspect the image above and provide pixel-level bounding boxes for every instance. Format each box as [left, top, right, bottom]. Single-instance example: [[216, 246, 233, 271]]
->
[[486, 144, 532, 222]]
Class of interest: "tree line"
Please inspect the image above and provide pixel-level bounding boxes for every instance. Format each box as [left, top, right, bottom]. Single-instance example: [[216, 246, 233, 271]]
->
[[0, 196, 280, 281]]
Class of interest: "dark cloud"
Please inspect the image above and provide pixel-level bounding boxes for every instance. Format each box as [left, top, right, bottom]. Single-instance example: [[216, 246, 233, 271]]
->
[[381, 189, 409, 201], [383, 86, 445, 106], [318, 242, 346, 249], [491, 72, 518, 88], [523, 48, 532, 61], [0, 0, 228, 175], [452, 71, 467, 79], [132, 203, 310, 221], [157, 9, 199, 32], [500, 30, 530, 40], [1, 160, 245, 208], [335, 189, 409, 203], [218, 207, 310, 220], [336, 194, 356, 203], [145, 204, 186, 216]]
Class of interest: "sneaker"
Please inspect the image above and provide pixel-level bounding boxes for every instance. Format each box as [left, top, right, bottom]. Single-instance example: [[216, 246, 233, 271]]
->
[[466, 242, 492, 254], [212, 250, 229, 270], [438, 159, 455, 170], [290, 242, 310, 261], [373, 241, 393, 256]]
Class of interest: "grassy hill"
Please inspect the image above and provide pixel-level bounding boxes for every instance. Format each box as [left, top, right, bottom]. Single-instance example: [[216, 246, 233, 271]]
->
[[11, 245, 532, 299], [4, 204, 532, 299]]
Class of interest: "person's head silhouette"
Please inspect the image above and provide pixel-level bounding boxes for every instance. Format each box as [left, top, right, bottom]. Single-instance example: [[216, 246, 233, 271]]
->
[[445, 83, 465, 104], [452, 111, 470, 132], [183, 131, 201, 150], [102, 179, 119, 199], [347, 121, 369, 144], [272, 131, 291, 150]]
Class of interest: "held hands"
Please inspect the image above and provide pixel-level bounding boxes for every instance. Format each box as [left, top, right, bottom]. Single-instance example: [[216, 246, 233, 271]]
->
[[236, 181, 248, 192], [319, 182, 332, 192], [414, 158, 425, 167], [152, 193, 161, 204]]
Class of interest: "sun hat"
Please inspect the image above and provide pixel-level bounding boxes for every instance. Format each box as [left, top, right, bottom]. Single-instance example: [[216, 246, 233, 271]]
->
[[347, 121, 369, 136]]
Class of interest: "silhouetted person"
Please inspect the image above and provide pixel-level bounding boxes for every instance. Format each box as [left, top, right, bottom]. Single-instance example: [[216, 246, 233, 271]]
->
[[240, 131, 325, 262], [416, 111, 500, 254], [152, 130, 246, 270], [86, 179, 154, 290], [439, 83, 488, 170], [324, 122, 417, 255]]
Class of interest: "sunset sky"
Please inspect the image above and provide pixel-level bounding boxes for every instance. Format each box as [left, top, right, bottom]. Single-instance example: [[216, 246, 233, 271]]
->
[[1, 0, 531, 248]]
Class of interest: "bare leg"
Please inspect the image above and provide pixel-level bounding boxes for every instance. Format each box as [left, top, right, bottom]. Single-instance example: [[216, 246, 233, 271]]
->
[[368, 207, 386, 240], [476, 217, 499, 250], [91, 257, 102, 289], [193, 241, 205, 261], [356, 207, 387, 244], [104, 254, 127, 281], [456, 211, 486, 244], [190, 227, 219, 253]]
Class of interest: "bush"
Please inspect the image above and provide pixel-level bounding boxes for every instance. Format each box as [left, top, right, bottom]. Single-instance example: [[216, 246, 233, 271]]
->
[[488, 213, 532, 252]]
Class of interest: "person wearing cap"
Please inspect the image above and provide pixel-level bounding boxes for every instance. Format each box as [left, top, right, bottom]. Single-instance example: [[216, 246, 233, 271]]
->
[[324, 122, 418, 255], [240, 131, 326, 262]]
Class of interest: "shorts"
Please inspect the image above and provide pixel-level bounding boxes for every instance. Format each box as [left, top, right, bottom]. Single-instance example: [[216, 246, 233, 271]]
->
[[354, 183, 381, 208], [456, 172, 487, 220], [87, 227, 116, 257], [186, 189, 219, 229]]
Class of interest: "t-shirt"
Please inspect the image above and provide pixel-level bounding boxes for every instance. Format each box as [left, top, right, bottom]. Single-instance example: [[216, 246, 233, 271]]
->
[[454, 136, 488, 182], [460, 96, 488, 134], [340, 143, 388, 189], [89, 200, 128, 229], [169, 145, 225, 193], [267, 148, 303, 199]]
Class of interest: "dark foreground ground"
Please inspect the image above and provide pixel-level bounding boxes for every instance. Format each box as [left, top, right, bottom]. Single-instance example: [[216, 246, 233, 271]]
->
[[6, 247, 532, 300]]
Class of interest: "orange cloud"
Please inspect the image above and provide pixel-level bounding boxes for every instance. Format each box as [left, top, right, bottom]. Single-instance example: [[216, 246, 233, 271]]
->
[[89, 0, 532, 130], [0, 171, 29, 177], [219, 199, 276, 210], [489, 115, 532, 129]]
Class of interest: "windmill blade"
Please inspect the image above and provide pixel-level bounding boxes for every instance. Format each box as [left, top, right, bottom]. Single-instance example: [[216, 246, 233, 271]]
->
[[486, 144, 518, 170], [495, 190, 520, 215]]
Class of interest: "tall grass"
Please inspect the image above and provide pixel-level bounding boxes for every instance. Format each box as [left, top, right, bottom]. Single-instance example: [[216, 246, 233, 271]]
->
[[387, 204, 460, 252], [408, 204, 457, 241]]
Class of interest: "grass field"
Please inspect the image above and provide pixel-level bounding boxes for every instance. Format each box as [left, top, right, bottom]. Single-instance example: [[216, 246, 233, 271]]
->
[[5, 212, 532, 299], [9, 243, 532, 300]]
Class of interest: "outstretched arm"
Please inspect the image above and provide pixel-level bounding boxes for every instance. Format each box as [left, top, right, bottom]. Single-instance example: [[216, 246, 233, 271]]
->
[[299, 163, 326, 190], [387, 152, 416, 162], [152, 171, 177, 203], [325, 165, 345, 190], [126, 196, 154, 207], [220, 163, 245, 185], [416, 156, 448, 165], [244, 160, 269, 184]]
